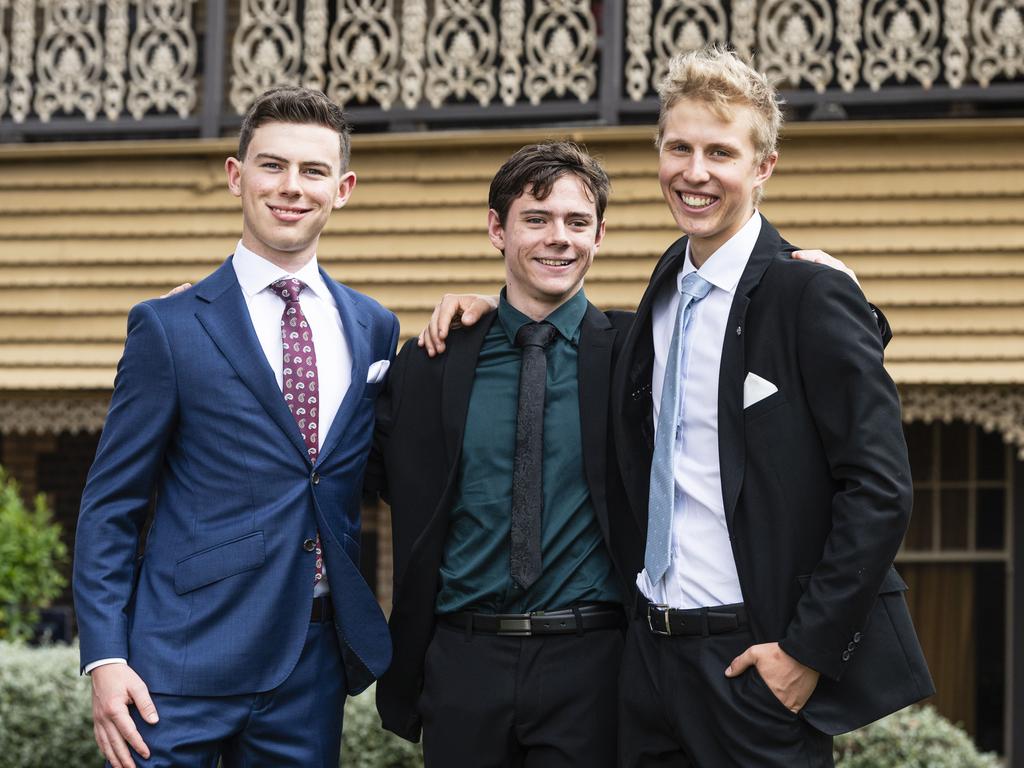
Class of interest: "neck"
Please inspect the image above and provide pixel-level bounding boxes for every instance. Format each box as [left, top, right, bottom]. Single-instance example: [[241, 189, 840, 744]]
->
[[241, 238, 317, 274], [687, 207, 756, 269], [505, 284, 579, 322]]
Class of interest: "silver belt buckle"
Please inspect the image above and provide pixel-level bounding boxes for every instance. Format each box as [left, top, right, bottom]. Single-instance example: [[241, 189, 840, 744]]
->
[[497, 616, 532, 636], [647, 604, 671, 636]]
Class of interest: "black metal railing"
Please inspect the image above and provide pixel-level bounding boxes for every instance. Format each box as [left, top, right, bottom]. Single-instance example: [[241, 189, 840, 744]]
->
[[1, 0, 1022, 143]]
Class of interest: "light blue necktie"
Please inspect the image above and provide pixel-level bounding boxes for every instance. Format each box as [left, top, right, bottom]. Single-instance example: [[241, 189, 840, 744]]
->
[[644, 271, 714, 585]]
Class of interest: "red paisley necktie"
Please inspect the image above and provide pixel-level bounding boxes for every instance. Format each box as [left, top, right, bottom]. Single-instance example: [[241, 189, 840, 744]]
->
[[270, 278, 323, 586]]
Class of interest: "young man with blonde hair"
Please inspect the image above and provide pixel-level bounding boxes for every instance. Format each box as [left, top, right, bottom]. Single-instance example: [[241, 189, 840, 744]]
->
[[611, 46, 932, 766]]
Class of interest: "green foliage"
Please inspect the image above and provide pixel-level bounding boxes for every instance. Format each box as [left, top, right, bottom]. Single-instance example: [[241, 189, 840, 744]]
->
[[341, 684, 423, 768], [0, 641, 99, 768], [834, 705, 1001, 768], [0, 467, 68, 641], [0, 641, 422, 767], [0, 642, 997, 768]]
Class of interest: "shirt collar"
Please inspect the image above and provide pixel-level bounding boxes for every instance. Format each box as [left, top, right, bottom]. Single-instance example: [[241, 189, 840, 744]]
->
[[497, 286, 588, 347], [679, 211, 762, 295], [231, 240, 329, 300]]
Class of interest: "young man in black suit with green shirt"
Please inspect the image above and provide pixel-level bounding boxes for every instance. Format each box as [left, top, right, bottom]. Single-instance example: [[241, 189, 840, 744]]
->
[[367, 142, 643, 767], [417, 48, 931, 767]]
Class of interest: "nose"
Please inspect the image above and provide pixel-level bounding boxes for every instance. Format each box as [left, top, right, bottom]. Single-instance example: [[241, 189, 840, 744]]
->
[[546, 219, 570, 245], [683, 152, 710, 184], [278, 167, 302, 196]]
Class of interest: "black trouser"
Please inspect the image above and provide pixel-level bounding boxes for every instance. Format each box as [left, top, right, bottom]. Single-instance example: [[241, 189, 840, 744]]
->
[[418, 622, 623, 768], [618, 615, 833, 768]]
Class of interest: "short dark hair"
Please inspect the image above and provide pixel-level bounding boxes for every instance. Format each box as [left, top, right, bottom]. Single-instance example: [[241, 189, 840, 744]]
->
[[488, 141, 610, 232], [237, 87, 352, 170]]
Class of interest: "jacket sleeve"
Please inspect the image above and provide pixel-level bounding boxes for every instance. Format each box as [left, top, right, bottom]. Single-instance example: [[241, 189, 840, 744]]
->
[[364, 334, 413, 500], [72, 302, 179, 670], [778, 270, 912, 681]]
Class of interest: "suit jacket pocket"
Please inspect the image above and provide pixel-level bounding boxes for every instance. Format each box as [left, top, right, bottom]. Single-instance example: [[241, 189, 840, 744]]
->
[[743, 390, 788, 421], [173, 531, 266, 595], [796, 566, 907, 594]]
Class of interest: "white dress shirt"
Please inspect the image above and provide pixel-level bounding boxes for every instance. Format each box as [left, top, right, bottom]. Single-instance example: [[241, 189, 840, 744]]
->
[[637, 212, 762, 609], [232, 240, 351, 597], [85, 243, 350, 674]]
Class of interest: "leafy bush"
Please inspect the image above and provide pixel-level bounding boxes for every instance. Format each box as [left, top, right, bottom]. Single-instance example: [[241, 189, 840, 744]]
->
[[0, 641, 998, 768], [0, 641, 98, 768], [341, 685, 423, 768], [0, 641, 421, 767], [0, 467, 68, 641], [834, 704, 1001, 767]]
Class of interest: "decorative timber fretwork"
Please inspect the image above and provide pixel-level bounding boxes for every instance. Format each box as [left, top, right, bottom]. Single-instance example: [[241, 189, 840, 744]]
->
[[0, 397, 110, 435], [2, 1, 1023, 139], [901, 385, 1024, 460]]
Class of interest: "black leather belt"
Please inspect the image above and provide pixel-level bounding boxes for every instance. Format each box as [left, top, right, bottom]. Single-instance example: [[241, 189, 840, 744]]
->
[[641, 600, 747, 637], [439, 604, 625, 637], [311, 596, 334, 623]]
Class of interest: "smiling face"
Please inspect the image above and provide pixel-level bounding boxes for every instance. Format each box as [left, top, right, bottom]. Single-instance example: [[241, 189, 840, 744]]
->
[[658, 97, 776, 266], [225, 120, 356, 271], [489, 173, 606, 320]]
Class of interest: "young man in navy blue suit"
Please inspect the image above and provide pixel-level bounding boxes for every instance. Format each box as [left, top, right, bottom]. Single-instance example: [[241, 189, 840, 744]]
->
[[73, 87, 399, 768]]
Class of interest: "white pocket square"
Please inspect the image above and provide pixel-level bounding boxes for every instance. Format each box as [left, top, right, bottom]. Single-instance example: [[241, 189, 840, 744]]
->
[[366, 359, 390, 384], [743, 372, 778, 409]]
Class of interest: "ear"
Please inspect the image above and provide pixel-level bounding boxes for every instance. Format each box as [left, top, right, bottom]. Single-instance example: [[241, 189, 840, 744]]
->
[[487, 209, 505, 253], [754, 151, 778, 189], [334, 171, 357, 209], [593, 218, 607, 250], [225, 156, 242, 198]]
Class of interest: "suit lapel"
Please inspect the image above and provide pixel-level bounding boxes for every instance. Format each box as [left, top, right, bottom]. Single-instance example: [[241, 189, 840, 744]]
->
[[317, 271, 370, 465], [194, 259, 311, 464], [578, 303, 616, 542], [617, 235, 688, 531], [718, 215, 780, 527], [441, 313, 496, 466]]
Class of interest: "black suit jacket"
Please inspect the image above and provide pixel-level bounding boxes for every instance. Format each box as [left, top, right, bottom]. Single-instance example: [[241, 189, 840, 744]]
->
[[610, 216, 933, 735], [368, 301, 642, 742]]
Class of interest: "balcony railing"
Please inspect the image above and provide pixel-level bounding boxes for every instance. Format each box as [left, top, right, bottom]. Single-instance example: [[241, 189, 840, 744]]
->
[[2, 0, 1023, 142]]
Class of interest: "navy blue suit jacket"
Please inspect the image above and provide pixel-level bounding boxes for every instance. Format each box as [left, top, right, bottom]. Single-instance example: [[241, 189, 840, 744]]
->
[[74, 257, 399, 696]]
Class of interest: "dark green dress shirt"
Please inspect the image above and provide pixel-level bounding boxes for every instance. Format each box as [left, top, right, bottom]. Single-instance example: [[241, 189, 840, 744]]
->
[[435, 288, 622, 614]]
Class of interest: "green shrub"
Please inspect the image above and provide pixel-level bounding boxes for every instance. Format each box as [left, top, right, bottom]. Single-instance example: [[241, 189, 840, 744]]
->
[[341, 685, 423, 768], [0, 641, 421, 767], [0, 467, 68, 641], [0, 641, 998, 768], [834, 704, 1001, 767], [0, 641, 98, 767]]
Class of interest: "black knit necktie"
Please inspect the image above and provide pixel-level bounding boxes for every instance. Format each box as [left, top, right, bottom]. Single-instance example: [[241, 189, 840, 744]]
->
[[510, 321, 558, 590]]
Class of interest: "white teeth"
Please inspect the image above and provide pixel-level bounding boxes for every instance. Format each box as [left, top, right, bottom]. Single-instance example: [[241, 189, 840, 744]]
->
[[681, 194, 715, 208], [538, 258, 572, 267]]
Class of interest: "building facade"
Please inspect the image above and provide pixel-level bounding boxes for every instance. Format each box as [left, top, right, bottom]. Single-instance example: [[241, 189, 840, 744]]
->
[[1, 0, 1022, 758]]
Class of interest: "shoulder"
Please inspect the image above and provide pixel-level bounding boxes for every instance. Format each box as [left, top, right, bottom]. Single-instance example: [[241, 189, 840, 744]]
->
[[331, 280, 395, 323], [605, 308, 637, 334]]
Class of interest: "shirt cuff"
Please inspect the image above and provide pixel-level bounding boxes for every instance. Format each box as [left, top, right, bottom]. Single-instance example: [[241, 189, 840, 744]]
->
[[84, 658, 127, 675]]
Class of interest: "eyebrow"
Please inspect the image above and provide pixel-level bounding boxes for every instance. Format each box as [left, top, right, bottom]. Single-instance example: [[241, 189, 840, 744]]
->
[[253, 152, 333, 173], [520, 207, 594, 220], [663, 136, 744, 153]]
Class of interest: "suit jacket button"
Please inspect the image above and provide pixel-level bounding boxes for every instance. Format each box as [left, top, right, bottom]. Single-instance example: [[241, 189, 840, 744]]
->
[[311, 472, 321, 485], [842, 650, 851, 662], [853, 632, 862, 643], [847, 642, 856, 652], [303, 538, 316, 552]]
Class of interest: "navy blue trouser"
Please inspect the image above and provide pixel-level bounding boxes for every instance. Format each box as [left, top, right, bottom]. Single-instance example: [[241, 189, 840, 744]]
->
[[119, 621, 346, 768]]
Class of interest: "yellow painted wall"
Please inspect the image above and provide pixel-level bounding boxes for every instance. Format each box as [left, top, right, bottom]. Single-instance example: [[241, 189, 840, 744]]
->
[[1, 119, 1022, 390]]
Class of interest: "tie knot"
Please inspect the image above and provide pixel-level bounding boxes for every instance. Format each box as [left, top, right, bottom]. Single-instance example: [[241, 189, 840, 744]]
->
[[515, 322, 558, 350], [680, 271, 713, 301], [270, 278, 306, 303]]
